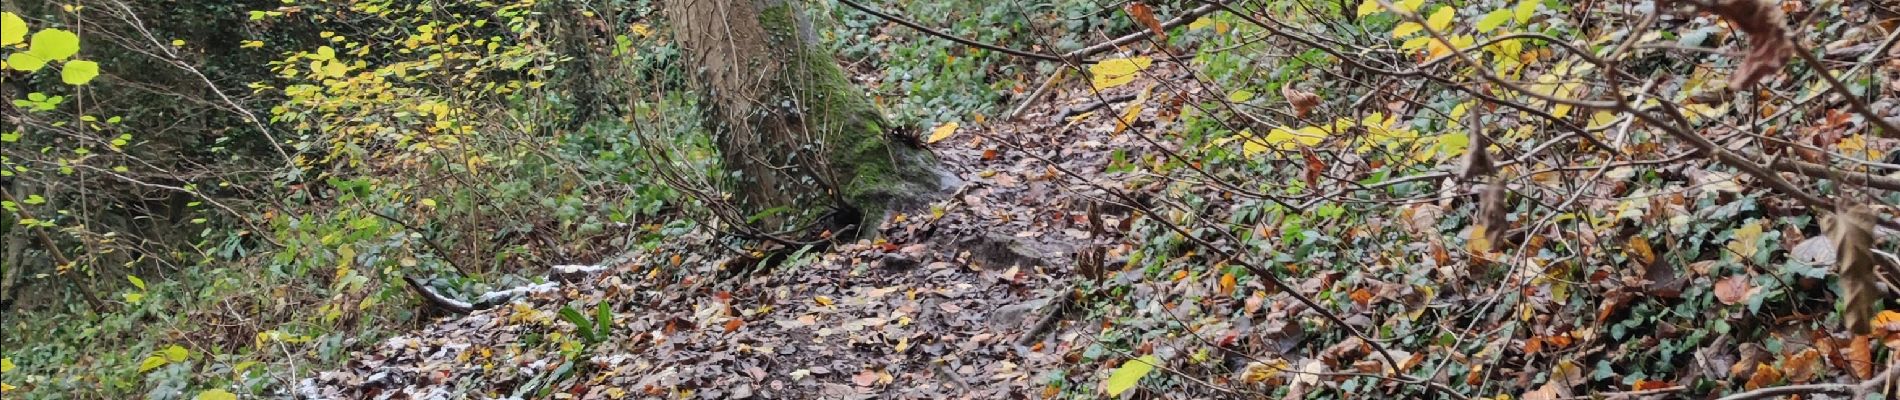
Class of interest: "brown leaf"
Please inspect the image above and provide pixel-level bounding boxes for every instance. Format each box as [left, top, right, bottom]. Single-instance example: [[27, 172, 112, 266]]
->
[[1124, 2, 1165, 36], [1300, 147, 1325, 188], [1695, 0, 1793, 89], [1829, 205, 1879, 334], [1282, 86, 1321, 118], [1319, 337, 1370, 367], [1847, 334, 1875, 379], [1459, 109, 1494, 179], [852, 369, 878, 387], [1473, 183, 1509, 251], [1714, 275, 1751, 305]]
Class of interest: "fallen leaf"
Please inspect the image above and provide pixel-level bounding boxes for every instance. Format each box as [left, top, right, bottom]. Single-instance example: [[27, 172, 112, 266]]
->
[[1105, 355, 1160, 396], [1282, 86, 1320, 117], [1848, 335, 1874, 379], [1090, 57, 1152, 90], [927, 122, 959, 144], [724, 318, 744, 333], [1743, 362, 1782, 390], [1218, 272, 1237, 296], [1714, 275, 1750, 305], [1783, 348, 1821, 383]]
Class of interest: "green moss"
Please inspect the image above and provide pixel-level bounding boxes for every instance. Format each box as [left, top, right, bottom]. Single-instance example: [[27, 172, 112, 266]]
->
[[754, 3, 939, 232]]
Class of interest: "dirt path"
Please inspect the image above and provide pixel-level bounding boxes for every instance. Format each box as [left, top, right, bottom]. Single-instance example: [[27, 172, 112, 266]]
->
[[295, 63, 1213, 399]]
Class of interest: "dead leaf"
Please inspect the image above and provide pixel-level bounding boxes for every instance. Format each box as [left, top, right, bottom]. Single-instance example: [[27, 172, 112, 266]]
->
[[1281, 86, 1320, 118], [1218, 272, 1237, 296], [1125, 2, 1165, 36], [1848, 334, 1875, 379], [1714, 275, 1750, 305], [1349, 288, 1374, 306], [1783, 348, 1821, 383], [1743, 362, 1782, 390], [1697, 0, 1793, 89], [1829, 205, 1878, 334], [724, 318, 744, 333]]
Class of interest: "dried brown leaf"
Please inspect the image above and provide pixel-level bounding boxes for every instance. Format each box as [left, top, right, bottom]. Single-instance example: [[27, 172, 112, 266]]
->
[[1695, 0, 1793, 89], [1282, 86, 1321, 118], [1714, 275, 1751, 305], [1830, 205, 1878, 334]]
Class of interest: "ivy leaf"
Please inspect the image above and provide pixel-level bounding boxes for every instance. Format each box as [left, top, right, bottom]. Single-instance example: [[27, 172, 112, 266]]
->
[[926, 122, 959, 144], [28, 28, 79, 61], [61, 60, 98, 85], [1105, 355, 1160, 396], [1, 12, 26, 46], [1476, 8, 1513, 32]]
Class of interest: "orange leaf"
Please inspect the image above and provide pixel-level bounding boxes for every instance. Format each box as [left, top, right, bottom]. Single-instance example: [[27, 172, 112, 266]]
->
[[723, 318, 744, 333], [1848, 335, 1875, 379], [1349, 288, 1374, 306], [1743, 363, 1782, 390], [1632, 379, 1672, 391], [1218, 272, 1238, 296], [1783, 348, 1821, 383], [1124, 2, 1165, 36]]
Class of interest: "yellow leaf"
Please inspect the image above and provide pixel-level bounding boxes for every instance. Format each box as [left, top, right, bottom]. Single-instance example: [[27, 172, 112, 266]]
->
[[1114, 104, 1142, 134], [1089, 56, 1152, 91], [927, 122, 959, 143], [138, 355, 168, 373], [196, 389, 238, 400], [241, 40, 264, 49], [1727, 222, 1764, 260], [1, 12, 27, 46], [1188, 17, 1212, 30], [161, 345, 189, 362], [1468, 225, 1492, 252], [1105, 355, 1160, 396], [814, 295, 834, 306], [1356, 0, 1383, 16], [1426, 6, 1456, 31], [0, 358, 13, 373], [1392, 22, 1423, 38]]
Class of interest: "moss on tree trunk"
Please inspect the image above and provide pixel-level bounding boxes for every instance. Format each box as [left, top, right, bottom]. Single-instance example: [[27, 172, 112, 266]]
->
[[668, 0, 941, 236]]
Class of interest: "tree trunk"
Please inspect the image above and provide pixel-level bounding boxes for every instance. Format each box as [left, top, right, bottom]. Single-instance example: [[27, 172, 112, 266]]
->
[[665, 0, 943, 235]]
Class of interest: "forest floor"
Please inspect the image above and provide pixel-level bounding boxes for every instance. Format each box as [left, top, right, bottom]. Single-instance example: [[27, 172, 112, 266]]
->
[[298, 62, 1217, 399]]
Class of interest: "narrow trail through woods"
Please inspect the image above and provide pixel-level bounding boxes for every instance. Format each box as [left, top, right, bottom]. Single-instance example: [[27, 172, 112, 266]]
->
[[299, 62, 1209, 399]]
